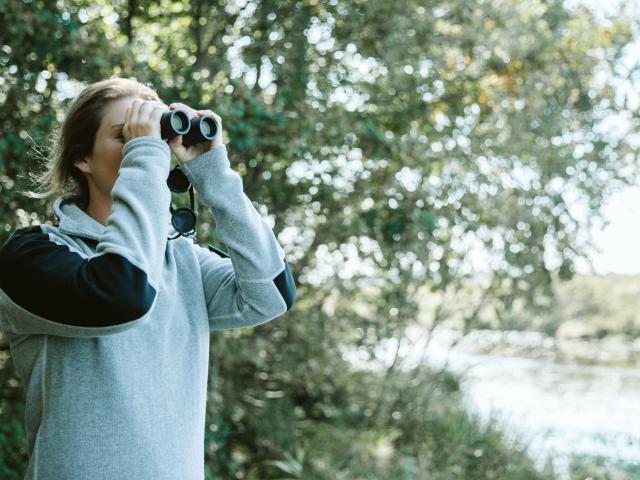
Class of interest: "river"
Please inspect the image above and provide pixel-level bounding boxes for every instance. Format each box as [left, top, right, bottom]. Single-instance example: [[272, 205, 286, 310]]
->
[[347, 327, 640, 479]]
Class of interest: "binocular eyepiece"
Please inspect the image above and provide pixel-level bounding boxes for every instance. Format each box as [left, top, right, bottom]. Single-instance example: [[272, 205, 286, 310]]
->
[[160, 110, 217, 147]]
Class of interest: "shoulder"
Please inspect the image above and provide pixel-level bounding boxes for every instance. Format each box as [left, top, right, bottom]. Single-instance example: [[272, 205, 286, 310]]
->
[[0, 226, 51, 292], [0, 224, 84, 272], [0, 225, 47, 252]]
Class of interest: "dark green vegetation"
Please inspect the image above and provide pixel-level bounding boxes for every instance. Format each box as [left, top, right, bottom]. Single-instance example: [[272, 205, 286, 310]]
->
[[569, 455, 640, 480], [1, 1, 638, 478]]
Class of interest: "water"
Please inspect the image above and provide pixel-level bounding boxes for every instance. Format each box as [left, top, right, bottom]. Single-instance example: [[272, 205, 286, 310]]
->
[[441, 349, 640, 476], [346, 327, 640, 478]]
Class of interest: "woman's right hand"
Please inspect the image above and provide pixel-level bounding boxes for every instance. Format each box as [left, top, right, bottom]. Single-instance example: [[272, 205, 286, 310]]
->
[[122, 99, 170, 143]]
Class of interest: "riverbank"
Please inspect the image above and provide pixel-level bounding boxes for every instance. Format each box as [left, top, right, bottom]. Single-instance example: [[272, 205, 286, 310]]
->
[[422, 328, 640, 368], [348, 325, 640, 479], [401, 326, 640, 480]]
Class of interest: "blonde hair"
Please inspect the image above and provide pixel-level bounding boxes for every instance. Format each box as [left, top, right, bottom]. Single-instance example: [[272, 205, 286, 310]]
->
[[19, 77, 160, 211]]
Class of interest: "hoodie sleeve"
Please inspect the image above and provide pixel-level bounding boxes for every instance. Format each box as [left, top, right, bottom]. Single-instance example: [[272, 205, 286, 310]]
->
[[179, 144, 296, 331], [0, 136, 172, 338]]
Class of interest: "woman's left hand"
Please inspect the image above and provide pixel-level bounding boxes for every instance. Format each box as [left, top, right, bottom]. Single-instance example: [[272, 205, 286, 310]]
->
[[167, 102, 224, 165]]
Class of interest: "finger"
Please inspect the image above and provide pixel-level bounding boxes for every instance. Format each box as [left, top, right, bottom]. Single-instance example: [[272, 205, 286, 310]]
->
[[124, 99, 141, 139], [169, 102, 198, 119], [129, 98, 143, 134], [123, 104, 133, 140], [151, 101, 170, 114], [195, 110, 221, 128], [196, 109, 220, 121], [140, 100, 166, 119], [150, 103, 168, 129], [146, 100, 169, 111]]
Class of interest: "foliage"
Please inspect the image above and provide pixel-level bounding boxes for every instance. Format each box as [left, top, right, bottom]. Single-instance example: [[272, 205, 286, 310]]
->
[[1, 0, 638, 478], [419, 272, 640, 339], [568, 455, 640, 480]]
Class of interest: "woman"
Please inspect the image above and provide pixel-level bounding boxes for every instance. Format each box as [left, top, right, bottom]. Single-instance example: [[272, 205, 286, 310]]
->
[[0, 78, 296, 479]]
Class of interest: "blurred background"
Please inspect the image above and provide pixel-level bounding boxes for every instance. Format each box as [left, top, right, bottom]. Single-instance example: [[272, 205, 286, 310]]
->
[[2, 0, 640, 479]]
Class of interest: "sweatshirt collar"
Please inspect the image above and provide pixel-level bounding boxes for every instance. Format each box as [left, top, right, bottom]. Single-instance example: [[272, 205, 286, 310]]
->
[[53, 195, 106, 242], [52, 195, 184, 242]]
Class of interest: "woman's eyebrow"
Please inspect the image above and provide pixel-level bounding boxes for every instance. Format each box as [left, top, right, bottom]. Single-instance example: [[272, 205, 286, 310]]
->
[[111, 123, 124, 130]]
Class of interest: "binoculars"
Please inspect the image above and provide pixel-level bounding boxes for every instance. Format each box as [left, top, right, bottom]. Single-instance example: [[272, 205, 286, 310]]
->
[[162, 109, 230, 257], [163, 109, 218, 240], [160, 109, 218, 147]]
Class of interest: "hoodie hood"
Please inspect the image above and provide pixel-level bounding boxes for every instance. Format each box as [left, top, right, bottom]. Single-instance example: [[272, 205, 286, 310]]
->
[[53, 195, 106, 242], [52, 194, 184, 242]]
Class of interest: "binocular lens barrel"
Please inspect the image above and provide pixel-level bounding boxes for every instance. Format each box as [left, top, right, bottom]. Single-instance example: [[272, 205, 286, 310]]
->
[[170, 114, 188, 133], [181, 116, 218, 147], [201, 117, 215, 136], [160, 110, 190, 139], [160, 110, 218, 147]]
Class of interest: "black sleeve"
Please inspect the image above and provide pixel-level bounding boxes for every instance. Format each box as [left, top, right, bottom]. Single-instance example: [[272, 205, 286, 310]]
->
[[0, 225, 157, 337], [207, 244, 296, 311], [273, 258, 296, 311]]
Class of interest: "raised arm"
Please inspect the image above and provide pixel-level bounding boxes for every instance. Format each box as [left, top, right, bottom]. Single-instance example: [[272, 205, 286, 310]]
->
[[179, 144, 296, 330], [0, 137, 172, 338]]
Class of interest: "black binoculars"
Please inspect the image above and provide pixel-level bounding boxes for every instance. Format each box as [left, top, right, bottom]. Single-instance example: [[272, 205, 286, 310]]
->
[[160, 109, 218, 147], [163, 109, 218, 241]]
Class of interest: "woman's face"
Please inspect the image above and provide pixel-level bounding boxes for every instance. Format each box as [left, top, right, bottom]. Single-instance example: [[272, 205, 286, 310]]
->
[[74, 95, 145, 198]]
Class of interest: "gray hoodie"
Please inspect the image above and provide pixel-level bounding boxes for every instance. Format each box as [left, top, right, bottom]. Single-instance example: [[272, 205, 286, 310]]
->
[[0, 136, 296, 479]]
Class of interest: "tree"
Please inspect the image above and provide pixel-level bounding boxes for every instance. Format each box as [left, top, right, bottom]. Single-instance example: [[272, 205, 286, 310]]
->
[[0, 1, 636, 478]]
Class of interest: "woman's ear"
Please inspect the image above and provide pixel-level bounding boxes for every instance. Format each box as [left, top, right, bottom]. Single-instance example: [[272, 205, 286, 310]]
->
[[73, 156, 92, 174]]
